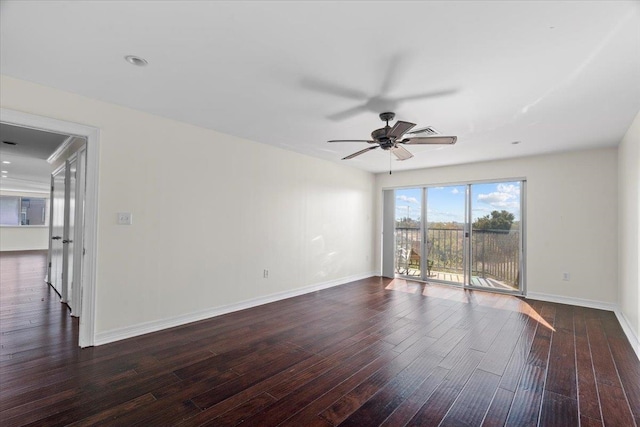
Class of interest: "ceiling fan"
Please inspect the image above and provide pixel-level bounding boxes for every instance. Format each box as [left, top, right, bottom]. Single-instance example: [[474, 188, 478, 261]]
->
[[329, 112, 457, 162]]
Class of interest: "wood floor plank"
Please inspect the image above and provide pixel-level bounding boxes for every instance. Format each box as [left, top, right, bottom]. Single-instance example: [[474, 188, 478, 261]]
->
[[337, 354, 442, 427], [276, 349, 402, 427], [320, 335, 445, 425], [600, 312, 640, 423], [481, 387, 515, 427], [378, 366, 449, 427], [439, 368, 501, 427], [2, 251, 639, 427], [197, 392, 276, 427], [598, 382, 637, 427], [504, 364, 547, 426], [503, 303, 555, 427], [585, 313, 621, 387], [538, 390, 579, 427], [574, 308, 603, 421], [405, 349, 486, 426], [232, 342, 396, 426]]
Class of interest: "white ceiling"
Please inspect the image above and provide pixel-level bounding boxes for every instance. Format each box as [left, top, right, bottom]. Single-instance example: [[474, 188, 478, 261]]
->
[[0, 123, 69, 192], [1, 1, 639, 173]]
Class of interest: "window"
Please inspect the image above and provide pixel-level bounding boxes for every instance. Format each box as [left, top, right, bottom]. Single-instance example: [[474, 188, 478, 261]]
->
[[0, 196, 48, 226]]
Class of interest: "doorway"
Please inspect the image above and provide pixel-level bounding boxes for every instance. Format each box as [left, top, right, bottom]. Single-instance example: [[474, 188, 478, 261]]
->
[[391, 180, 525, 294], [1, 108, 99, 347]]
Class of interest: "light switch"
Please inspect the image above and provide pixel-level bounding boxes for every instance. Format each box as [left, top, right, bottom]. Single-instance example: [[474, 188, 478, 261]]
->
[[117, 212, 132, 225]]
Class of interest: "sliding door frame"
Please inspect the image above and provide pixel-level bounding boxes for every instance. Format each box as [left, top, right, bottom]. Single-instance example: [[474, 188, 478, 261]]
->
[[387, 178, 526, 296]]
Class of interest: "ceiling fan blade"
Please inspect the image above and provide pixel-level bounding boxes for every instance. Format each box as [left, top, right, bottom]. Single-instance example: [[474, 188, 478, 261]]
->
[[401, 136, 457, 145], [300, 78, 368, 100], [342, 146, 378, 160], [393, 89, 457, 102], [391, 145, 413, 161], [327, 105, 368, 121], [387, 120, 416, 139], [328, 139, 375, 143]]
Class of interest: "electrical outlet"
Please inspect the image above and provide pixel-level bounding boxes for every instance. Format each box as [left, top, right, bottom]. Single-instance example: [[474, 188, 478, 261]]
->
[[263, 269, 269, 278], [562, 272, 570, 281], [117, 212, 132, 225]]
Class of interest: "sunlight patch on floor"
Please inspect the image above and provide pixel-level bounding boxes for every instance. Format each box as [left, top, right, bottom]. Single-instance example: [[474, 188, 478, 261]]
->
[[385, 278, 555, 331]]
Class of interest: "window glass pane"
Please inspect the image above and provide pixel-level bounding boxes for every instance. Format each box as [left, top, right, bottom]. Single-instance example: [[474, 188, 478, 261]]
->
[[0, 196, 20, 225], [394, 188, 422, 277], [21, 198, 47, 225], [470, 181, 521, 290]]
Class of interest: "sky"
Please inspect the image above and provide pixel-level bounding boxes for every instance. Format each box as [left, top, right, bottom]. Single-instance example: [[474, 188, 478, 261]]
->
[[395, 181, 521, 223]]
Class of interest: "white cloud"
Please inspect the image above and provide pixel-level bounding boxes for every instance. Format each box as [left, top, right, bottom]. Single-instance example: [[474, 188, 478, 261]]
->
[[396, 195, 419, 204], [476, 184, 521, 211], [497, 183, 520, 196], [451, 188, 460, 194]]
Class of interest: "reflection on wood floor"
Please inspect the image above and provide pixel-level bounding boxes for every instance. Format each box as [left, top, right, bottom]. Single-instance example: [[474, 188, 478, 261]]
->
[[397, 269, 517, 291]]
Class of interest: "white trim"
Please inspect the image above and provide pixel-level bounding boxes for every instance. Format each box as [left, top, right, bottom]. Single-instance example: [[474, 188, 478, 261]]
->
[[614, 309, 640, 360], [47, 136, 74, 164], [0, 176, 50, 193], [94, 271, 377, 346], [526, 291, 618, 311], [0, 108, 99, 348], [380, 176, 529, 191], [70, 147, 86, 317]]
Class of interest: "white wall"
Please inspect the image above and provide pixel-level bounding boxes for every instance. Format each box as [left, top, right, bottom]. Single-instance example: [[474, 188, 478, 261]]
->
[[0, 75, 375, 337], [375, 148, 619, 305], [619, 111, 640, 346], [0, 226, 48, 251], [0, 190, 49, 251]]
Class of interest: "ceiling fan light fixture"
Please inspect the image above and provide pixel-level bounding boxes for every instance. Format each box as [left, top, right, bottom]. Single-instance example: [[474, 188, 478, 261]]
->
[[124, 55, 148, 67]]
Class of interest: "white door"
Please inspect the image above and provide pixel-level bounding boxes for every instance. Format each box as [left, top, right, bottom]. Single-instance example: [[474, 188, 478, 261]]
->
[[70, 149, 86, 317], [62, 159, 77, 304], [50, 165, 66, 296]]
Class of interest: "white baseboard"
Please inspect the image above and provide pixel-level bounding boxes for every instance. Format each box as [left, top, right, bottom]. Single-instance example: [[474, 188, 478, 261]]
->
[[527, 292, 639, 361], [614, 309, 640, 360], [94, 271, 377, 346], [526, 292, 618, 312]]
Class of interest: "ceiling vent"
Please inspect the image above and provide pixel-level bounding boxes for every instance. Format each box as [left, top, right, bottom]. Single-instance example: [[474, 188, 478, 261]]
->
[[409, 126, 440, 136]]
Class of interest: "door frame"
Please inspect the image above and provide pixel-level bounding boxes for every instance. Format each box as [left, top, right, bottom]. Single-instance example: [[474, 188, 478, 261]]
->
[[49, 162, 67, 297], [385, 178, 526, 296], [1, 108, 99, 348], [69, 148, 86, 317], [464, 179, 526, 295]]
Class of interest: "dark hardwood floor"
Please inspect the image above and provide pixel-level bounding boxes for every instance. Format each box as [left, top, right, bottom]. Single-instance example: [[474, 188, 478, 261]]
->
[[1, 251, 639, 426]]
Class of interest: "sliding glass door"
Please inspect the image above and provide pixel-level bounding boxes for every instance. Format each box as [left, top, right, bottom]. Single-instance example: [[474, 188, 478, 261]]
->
[[393, 180, 524, 294], [394, 188, 423, 278], [425, 185, 466, 285], [468, 181, 523, 292]]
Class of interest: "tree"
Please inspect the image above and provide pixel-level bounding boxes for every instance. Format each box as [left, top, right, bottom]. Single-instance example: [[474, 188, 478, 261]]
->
[[473, 210, 514, 231]]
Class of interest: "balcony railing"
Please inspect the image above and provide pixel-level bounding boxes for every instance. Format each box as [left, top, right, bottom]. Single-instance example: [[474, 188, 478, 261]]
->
[[395, 227, 520, 287]]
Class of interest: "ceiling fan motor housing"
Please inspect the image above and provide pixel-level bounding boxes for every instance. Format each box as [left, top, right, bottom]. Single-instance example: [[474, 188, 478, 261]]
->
[[379, 112, 395, 122], [371, 127, 390, 142]]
